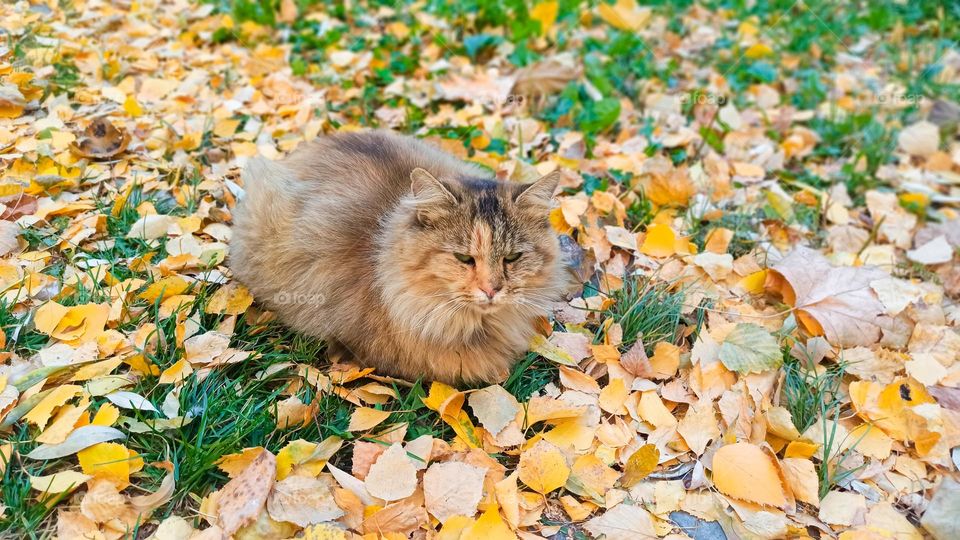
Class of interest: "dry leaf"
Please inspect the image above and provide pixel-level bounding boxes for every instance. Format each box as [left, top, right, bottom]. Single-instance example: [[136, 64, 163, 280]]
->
[[711, 442, 787, 507], [214, 448, 277, 535], [423, 461, 487, 523], [364, 442, 417, 501], [467, 385, 521, 435], [718, 323, 782, 373], [266, 474, 343, 527], [518, 440, 569, 495], [583, 503, 657, 540], [70, 118, 130, 159], [621, 444, 659, 487], [768, 246, 888, 347]]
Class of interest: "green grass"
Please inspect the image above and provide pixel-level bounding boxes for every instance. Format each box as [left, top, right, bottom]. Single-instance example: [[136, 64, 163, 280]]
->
[[595, 275, 684, 355], [781, 348, 863, 499]]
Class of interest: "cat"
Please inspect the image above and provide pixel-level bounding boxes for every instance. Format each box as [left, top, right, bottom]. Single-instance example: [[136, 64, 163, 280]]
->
[[229, 130, 568, 384]]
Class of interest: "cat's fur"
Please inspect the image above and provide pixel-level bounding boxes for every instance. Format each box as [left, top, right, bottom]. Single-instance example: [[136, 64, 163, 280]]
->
[[230, 130, 566, 383]]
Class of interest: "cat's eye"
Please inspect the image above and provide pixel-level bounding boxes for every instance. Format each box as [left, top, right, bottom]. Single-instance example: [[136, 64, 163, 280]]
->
[[454, 252, 475, 265], [504, 252, 522, 263]]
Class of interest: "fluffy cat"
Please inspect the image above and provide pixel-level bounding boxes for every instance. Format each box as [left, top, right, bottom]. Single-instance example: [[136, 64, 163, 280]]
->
[[230, 130, 567, 383]]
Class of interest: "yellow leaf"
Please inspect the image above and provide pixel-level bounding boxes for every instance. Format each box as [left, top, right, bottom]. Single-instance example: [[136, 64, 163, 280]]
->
[[529, 1, 559, 34], [568, 454, 618, 500], [347, 407, 391, 432], [422, 381, 459, 412], [34, 302, 110, 343], [78, 442, 132, 489], [205, 282, 255, 315], [598, 378, 628, 414], [71, 357, 123, 382], [275, 437, 342, 480], [139, 276, 190, 303], [29, 470, 92, 494], [158, 359, 193, 384], [649, 342, 680, 379], [91, 403, 120, 426], [123, 95, 143, 117], [637, 391, 677, 428], [518, 440, 569, 495], [217, 447, 266, 478], [36, 396, 90, 444], [597, 0, 650, 31], [621, 444, 659, 487], [784, 440, 819, 459], [639, 224, 677, 257], [33, 301, 71, 336], [745, 43, 774, 59], [712, 442, 787, 507], [462, 505, 516, 540], [23, 384, 83, 429]]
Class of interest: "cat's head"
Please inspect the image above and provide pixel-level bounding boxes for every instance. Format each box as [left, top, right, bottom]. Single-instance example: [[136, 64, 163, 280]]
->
[[383, 168, 563, 319]]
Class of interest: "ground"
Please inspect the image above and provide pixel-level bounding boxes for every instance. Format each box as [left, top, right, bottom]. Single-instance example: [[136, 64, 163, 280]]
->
[[0, 0, 959, 539]]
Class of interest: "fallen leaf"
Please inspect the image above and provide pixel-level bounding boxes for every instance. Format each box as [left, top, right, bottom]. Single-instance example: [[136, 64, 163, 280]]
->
[[78, 442, 133, 489], [267, 474, 343, 527], [213, 448, 277, 536], [70, 118, 130, 159], [346, 407, 391, 432], [467, 384, 521, 435], [768, 246, 888, 347], [921, 477, 960, 540], [711, 442, 787, 507], [583, 502, 657, 540], [621, 444, 659, 487], [677, 400, 720, 455], [364, 442, 417, 501], [898, 120, 940, 157], [718, 323, 782, 373], [29, 470, 92, 494], [27, 425, 126, 460], [424, 461, 487, 523], [819, 490, 867, 526], [518, 440, 569, 495], [779, 457, 819, 507]]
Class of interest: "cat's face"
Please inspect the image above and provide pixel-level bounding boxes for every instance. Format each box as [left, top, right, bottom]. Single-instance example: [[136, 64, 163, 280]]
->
[[397, 169, 562, 315]]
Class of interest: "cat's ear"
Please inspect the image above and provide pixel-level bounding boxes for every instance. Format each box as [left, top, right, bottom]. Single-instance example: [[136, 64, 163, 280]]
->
[[515, 170, 560, 208], [410, 168, 457, 223]]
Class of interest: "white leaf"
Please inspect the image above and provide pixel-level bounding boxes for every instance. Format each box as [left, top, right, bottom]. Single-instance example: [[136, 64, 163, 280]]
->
[[26, 426, 126, 459], [104, 391, 159, 413]]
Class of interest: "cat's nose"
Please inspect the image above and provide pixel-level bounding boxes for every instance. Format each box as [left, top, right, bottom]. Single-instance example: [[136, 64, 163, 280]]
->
[[480, 285, 500, 300]]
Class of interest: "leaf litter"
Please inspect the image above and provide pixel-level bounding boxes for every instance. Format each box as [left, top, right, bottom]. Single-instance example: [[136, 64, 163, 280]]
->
[[0, 0, 959, 538]]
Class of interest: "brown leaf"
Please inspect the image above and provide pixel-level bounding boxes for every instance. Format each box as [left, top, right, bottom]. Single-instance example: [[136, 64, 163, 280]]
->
[[70, 118, 130, 160], [214, 448, 277, 536], [768, 246, 888, 347], [511, 56, 580, 99]]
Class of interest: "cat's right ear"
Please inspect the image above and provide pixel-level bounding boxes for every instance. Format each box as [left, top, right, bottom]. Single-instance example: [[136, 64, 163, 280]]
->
[[410, 168, 457, 224]]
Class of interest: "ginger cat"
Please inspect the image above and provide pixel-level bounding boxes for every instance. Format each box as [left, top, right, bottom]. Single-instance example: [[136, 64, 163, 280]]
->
[[230, 130, 566, 383]]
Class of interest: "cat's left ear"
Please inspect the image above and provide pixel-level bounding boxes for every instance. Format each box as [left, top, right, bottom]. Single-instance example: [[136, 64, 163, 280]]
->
[[410, 168, 458, 224], [515, 170, 560, 208]]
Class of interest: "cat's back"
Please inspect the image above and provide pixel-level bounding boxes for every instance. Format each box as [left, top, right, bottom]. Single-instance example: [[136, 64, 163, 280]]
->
[[285, 130, 482, 211]]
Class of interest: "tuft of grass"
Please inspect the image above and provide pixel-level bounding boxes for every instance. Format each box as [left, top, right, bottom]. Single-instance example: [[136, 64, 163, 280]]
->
[[597, 275, 684, 355], [781, 348, 863, 499], [0, 427, 69, 539], [503, 352, 557, 402]]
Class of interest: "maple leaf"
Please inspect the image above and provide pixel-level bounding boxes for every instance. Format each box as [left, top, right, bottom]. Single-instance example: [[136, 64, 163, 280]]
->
[[767, 246, 889, 347]]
